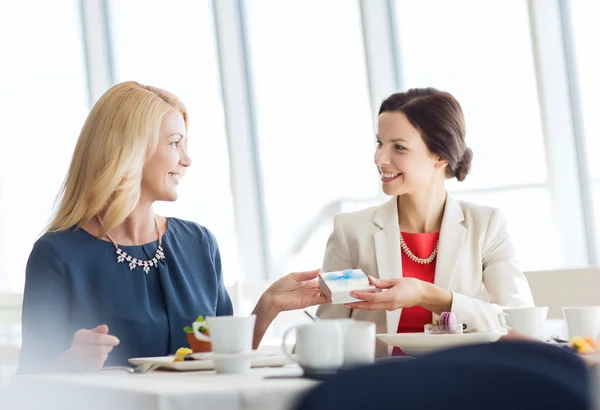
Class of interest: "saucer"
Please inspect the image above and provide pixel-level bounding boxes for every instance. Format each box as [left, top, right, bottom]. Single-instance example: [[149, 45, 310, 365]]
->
[[192, 350, 266, 374], [129, 352, 292, 371], [191, 350, 263, 360], [376, 330, 506, 356]]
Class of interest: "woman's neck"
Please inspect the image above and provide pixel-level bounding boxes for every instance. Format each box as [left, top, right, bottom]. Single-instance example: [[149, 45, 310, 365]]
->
[[397, 186, 447, 233], [100, 201, 159, 246], [80, 199, 166, 246], [116, 204, 157, 244]]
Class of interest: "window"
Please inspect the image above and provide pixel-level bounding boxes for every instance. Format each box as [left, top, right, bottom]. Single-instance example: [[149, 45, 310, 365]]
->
[[392, 0, 560, 270], [453, 188, 559, 269], [568, 0, 600, 257], [108, 0, 240, 285], [244, 0, 378, 277], [0, 0, 89, 292]]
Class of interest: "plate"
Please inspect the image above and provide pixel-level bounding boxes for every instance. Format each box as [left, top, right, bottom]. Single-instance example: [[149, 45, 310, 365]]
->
[[191, 350, 263, 360], [128, 351, 293, 371], [376, 331, 506, 356]]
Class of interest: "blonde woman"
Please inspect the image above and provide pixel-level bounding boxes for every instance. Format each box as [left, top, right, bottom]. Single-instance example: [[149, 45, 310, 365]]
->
[[19, 81, 327, 373], [317, 88, 534, 357]]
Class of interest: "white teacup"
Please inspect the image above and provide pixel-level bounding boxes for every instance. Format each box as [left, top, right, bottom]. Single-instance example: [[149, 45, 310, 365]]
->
[[562, 307, 600, 339], [325, 318, 376, 366], [193, 315, 256, 353], [342, 320, 376, 366], [193, 315, 256, 374], [502, 307, 548, 340], [282, 321, 344, 373]]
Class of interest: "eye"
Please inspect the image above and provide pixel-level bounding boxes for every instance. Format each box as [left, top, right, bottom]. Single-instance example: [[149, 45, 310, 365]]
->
[[375, 139, 382, 148], [394, 145, 405, 151]]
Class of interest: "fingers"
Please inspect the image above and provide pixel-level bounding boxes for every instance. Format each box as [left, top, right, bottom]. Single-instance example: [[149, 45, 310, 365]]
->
[[312, 294, 330, 305], [71, 343, 115, 356], [92, 324, 109, 334], [73, 328, 120, 346], [349, 290, 379, 302], [303, 281, 322, 292], [368, 275, 396, 289], [289, 269, 321, 282], [301, 284, 329, 306], [67, 326, 118, 370], [343, 301, 390, 311], [344, 291, 393, 310], [295, 294, 329, 310]]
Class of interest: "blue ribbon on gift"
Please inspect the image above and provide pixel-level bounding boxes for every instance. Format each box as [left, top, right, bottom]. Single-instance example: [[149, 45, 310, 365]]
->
[[325, 269, 363, 284]]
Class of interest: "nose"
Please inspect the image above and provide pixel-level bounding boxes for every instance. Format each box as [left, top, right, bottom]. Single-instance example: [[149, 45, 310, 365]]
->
[[180, 147, 192, 168], [374, 145, 391, 167]]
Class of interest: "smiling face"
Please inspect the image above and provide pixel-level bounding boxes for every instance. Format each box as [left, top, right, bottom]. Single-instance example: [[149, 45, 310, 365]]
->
[[141, 110, 191, 203], [375, 111, 448, 196]]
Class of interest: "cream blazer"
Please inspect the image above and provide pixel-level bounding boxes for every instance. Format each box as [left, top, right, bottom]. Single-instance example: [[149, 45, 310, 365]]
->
[[317, 195, 534, 357]]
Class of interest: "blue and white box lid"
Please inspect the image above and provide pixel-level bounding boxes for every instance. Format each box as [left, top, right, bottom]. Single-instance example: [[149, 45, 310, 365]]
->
[[319, 269, 376, 305]]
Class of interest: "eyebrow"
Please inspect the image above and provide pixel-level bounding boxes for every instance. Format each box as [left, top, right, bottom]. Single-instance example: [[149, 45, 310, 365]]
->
[[375, 135, 407, 143], [169, 133, 186, 140]]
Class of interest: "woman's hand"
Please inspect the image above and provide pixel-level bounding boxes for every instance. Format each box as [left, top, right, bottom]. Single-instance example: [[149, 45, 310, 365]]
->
[[252, 269, 329, 349], [344, 276, 425, 311], [59, 324, 120, 371], [261, 269, 329, 313]]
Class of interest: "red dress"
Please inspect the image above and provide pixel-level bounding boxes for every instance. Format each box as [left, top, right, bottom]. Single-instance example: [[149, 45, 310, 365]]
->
[[392, 232, 440, 356]]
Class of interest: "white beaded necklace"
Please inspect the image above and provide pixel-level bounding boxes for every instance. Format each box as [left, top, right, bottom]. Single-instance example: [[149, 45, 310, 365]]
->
[[96, 215, 165, 274], [399, 232, 439, 264]]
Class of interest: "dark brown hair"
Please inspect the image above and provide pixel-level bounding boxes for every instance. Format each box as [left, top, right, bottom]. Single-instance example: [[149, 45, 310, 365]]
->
[[379, 87, 472, 181]]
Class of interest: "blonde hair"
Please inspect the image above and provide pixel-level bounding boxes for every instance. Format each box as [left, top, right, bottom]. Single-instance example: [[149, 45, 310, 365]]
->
[[47, 81, 188, 234]]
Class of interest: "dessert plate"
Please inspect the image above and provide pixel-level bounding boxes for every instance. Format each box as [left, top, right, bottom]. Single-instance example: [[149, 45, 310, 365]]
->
[[129, 351, 293, 371], [376, 331, 506, 356]]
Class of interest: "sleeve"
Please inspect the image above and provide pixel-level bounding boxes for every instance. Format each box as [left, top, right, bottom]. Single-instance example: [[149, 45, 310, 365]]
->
[[316, 214, 353, 320], [206, 230, 234, 316], [18, 238, 71, 374], [451, 209, 535, 331]]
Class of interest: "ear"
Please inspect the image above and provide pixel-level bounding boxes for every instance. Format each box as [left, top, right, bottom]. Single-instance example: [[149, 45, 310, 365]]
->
[[433, 157, 448, 170]]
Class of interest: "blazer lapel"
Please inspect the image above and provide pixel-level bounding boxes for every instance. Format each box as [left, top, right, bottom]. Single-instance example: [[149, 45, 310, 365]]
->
[[373, 197, 402, 335], [434, 195, 467, 292]]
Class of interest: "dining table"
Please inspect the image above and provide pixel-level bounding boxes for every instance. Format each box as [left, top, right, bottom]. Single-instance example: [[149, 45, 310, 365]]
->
[[0, 319, 576, 410], [4, 363, 319, 410]]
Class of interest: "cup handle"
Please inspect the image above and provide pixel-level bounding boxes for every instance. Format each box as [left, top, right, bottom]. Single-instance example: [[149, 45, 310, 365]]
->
[[192, 321, 211, 342], [281, 326, 299, 363]]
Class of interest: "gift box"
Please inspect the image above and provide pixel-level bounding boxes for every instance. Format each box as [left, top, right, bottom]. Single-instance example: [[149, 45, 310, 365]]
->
[[319, 269, 376, 305]]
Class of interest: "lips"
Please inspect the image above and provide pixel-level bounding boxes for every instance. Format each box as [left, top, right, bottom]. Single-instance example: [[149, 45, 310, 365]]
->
[[381, 172, 401, 178], [380, 171, 402, 183]]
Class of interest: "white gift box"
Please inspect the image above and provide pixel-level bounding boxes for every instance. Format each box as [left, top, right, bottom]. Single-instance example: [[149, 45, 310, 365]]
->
[[319, 269, 376, 305]]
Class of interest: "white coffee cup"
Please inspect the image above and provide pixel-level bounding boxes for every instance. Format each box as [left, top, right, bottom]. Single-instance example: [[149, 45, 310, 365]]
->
[[502, 307, 548, 340], [342, 320, 376, 366], [562, 307, 600, 339], [282, 321, 344, 373], [193, 315, 256, 353], [315, 318, 376, 366], [193, 315, 256, 374]]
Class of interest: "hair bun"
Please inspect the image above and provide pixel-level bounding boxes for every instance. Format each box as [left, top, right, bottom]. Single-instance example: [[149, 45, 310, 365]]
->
[[455, 147, 473, 182]]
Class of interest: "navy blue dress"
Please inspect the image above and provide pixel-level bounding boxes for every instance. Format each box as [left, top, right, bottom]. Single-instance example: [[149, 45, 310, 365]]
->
[[18, 218, 233, 373]]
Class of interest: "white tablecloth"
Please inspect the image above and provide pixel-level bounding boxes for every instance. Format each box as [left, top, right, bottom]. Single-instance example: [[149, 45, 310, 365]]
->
[[1, 320, 572, 410], [4, 365, 317, 410]]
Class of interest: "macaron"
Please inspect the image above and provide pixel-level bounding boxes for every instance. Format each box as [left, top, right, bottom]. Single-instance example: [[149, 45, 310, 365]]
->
[[439, 311, 457, 332]]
